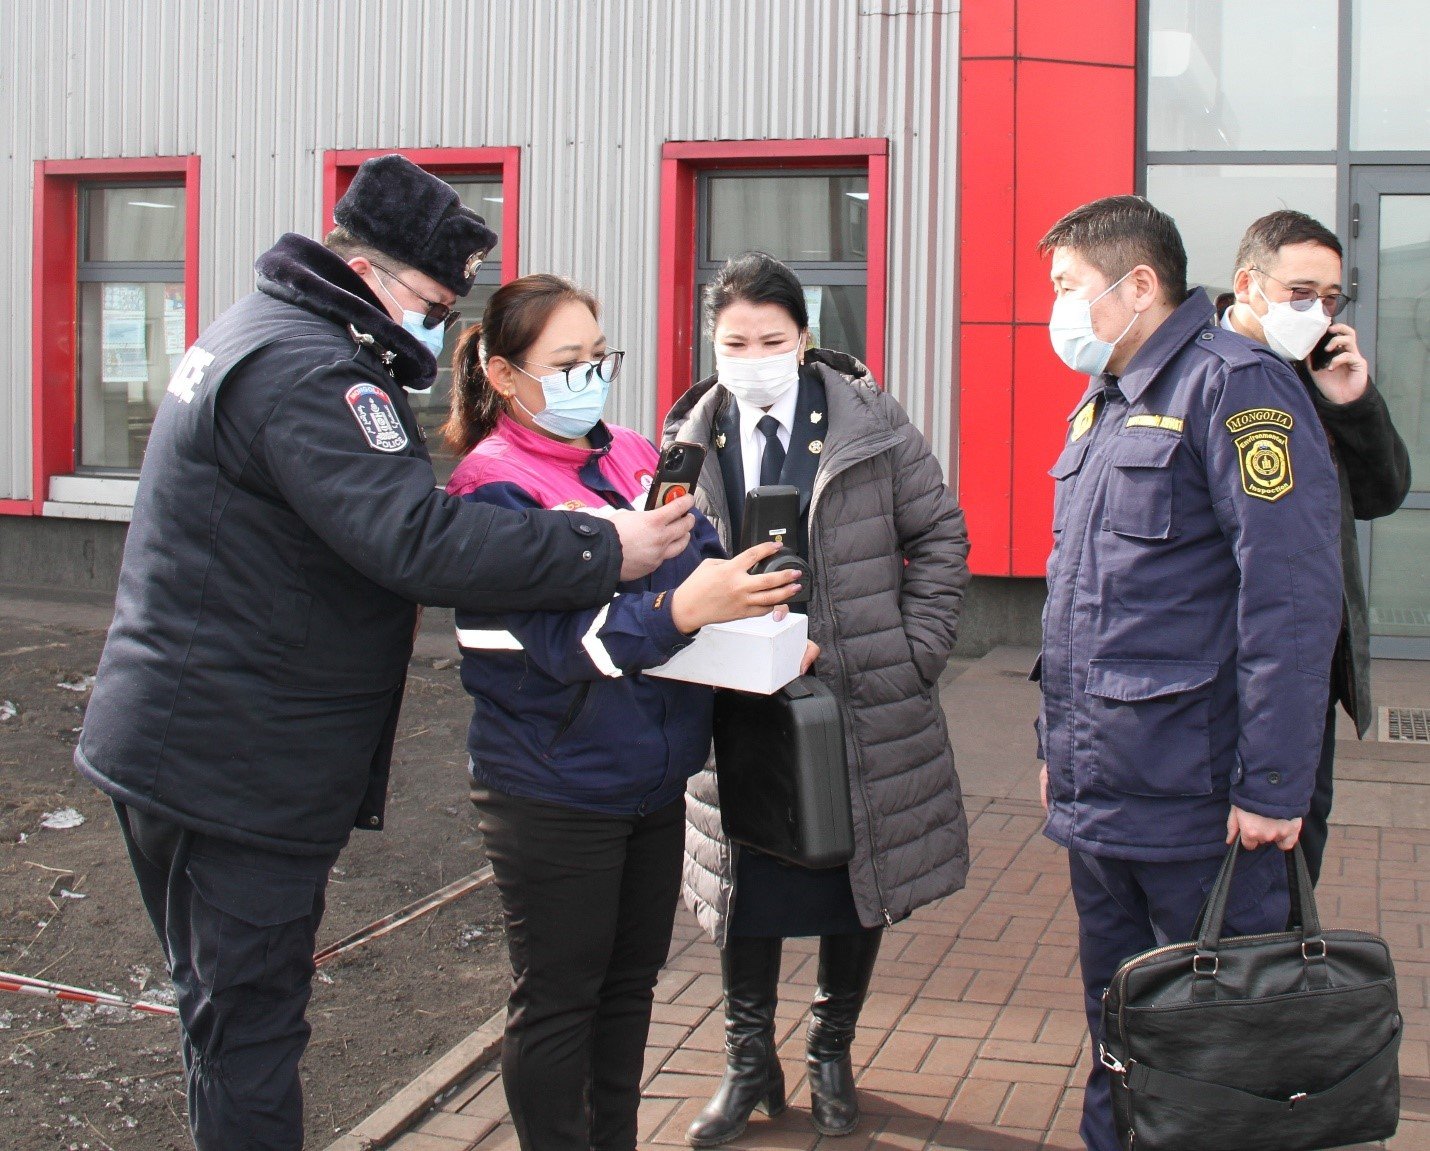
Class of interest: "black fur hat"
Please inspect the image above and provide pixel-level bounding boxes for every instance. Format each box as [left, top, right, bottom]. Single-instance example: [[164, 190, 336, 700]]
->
[[334, 154, 497, 297]]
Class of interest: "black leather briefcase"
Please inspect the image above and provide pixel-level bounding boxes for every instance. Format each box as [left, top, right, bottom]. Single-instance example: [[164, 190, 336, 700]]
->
[[712, 676, 854, 869], [1100, 843, 1401, 1151]]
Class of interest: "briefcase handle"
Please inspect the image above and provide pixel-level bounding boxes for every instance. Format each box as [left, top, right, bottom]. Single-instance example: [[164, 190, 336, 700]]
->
[[1191, 843, 1328, 988]]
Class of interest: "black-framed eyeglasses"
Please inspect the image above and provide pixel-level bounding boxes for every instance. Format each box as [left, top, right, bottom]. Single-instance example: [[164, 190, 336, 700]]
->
[[522, 350, 626, 392], [371, 262, 462, 330], [1252, 268, 1352, 318]]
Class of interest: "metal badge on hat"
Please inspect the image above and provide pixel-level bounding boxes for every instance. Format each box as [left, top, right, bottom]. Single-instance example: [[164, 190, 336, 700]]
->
[[464, 252, 484, 280]]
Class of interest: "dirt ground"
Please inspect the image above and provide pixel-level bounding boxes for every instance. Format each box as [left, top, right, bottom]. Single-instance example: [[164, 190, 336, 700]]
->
[[0, 600, 510, 1150]]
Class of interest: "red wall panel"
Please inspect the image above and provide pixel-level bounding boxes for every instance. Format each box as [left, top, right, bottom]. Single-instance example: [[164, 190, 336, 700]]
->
[[956, 0, 1135, 574], [961, 0, 1016, 58], [958, 323, 1016, 574], [1013, 61, 1137, 325], [1016, 0, 1137, 66], [959, 60, 1016, 324]]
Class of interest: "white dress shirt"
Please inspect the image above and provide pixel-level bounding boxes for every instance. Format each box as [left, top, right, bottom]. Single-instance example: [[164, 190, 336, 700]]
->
[[734, 384, 800, 496]]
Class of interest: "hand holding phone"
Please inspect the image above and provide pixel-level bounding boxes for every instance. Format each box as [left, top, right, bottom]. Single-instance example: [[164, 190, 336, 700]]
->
[[1308, 329, 1337, 372], [646, 441, 707, 510]]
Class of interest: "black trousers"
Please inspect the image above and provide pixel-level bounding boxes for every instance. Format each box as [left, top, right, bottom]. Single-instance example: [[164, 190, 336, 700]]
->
[[114, 801, 338, 1151], [1299, 700, 1340, 886], [471, 789, 685, 1151]]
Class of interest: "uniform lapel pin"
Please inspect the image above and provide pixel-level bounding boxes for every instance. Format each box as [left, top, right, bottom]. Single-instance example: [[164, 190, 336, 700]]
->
[[715, 432, 727, 450], [810, 411, 823, 424], [809, 439, 823, 455]]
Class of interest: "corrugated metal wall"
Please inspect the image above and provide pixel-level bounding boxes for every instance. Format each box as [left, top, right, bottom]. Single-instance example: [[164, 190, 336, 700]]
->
[[0, 0, 960, 501]]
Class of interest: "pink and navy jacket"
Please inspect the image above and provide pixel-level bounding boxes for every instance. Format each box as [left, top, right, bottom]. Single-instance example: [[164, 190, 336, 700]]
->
[[446, 413, 723, 814]]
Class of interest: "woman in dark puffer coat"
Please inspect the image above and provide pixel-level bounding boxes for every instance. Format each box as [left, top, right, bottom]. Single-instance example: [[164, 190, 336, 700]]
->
[[664, 253, 972, 1144]]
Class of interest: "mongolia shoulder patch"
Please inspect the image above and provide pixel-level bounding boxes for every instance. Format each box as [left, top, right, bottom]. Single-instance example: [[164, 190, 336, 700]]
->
[[345, 383, 409, 453], [1225, 408, 1294, 502]]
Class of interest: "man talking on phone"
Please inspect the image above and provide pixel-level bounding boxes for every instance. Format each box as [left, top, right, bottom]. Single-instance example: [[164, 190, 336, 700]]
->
[[1220, 209, 1411, 884]]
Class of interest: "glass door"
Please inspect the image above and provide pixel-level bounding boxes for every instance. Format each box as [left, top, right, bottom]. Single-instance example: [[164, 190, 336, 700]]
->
[[1350, 168, 1430, 658]]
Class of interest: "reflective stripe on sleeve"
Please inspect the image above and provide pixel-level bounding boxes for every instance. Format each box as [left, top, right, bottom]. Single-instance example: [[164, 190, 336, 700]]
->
[[455, 627, 524, 651], [580, 605, 622, 678]]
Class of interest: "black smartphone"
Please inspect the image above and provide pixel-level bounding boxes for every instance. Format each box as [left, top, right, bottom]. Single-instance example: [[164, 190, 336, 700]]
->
[[1308, 329, 1337, 371], [645, 441, 707, 510]]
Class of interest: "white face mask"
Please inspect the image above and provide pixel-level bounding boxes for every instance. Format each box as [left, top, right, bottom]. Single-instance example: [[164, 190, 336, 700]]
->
[[1048, 271, 1138, 376], [715, 346, 801, 407], [1254, 279, 1332, 363]]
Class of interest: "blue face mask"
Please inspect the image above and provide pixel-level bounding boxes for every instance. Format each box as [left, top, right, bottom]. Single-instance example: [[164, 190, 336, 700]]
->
[[514, 361, 612, 439], [373, 269, 448, 361], [402, 311, 447, 360]]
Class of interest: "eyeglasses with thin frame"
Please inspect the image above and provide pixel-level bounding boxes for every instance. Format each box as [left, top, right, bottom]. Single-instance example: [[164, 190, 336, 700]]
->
[[521, 350, 626, 392], [1252, 268, 1352, 318], [371, 262, 462, 330]]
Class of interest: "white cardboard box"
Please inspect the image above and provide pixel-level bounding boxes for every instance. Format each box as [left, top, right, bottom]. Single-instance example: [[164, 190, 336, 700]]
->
[[645, 612, 807, 695]]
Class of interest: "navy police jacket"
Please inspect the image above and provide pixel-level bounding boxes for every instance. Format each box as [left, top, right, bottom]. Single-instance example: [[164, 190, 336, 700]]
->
[[447, 415, 721, 815], [1037, 290, 1343, 861], [76, 236, 621, 854]]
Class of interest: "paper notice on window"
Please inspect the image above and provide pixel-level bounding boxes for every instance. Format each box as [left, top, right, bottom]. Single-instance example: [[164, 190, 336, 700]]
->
[[164, 286, 186, 355], [101, 283, 148, 383], [803, 286, 823, 351]]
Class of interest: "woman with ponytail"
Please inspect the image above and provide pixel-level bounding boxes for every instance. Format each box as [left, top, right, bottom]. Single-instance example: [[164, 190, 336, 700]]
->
[[442, 274, 806, 1151]]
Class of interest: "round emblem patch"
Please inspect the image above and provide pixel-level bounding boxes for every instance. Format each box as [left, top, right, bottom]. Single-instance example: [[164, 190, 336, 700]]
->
[[1234, 430, 1293, 501]]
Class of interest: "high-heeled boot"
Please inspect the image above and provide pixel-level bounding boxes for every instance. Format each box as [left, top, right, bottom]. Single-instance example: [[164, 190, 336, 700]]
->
[[686, 937, 785, 1148], [806, 927, 883, 1136]]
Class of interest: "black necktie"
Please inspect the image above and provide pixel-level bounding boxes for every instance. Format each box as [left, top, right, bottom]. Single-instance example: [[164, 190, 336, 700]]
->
[[757, 415, 785, 487]]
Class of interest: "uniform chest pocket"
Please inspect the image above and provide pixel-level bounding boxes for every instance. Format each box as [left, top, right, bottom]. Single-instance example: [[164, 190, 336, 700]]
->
[[1049, 439, 1090, 533], [1084, 658, 1218, 797], [1102, 435, 1179, 541]]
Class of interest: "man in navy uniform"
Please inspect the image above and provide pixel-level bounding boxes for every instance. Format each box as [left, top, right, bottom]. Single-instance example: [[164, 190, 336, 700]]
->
[[1032, 196, 1343, 1151], [76, 155, 695, 1150]]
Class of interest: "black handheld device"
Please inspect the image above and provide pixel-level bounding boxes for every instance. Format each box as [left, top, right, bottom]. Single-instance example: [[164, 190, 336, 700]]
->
[[1308, 328, 1337, 372], [645, 441, 707, 510], [738, 484, 811, 604]]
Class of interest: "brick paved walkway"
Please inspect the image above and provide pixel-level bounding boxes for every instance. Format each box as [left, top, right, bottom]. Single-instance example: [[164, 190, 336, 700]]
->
[[370, 795, 1430, 1151]]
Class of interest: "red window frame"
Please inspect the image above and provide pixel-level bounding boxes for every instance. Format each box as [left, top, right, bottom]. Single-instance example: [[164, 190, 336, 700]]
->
[[656, 139, 888, 428], [321, 147, 521, 285], [16, 156, 201, 516]]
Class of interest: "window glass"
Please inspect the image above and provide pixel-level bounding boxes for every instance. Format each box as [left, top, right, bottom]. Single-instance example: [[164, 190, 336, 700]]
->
[[75, 183, 186, 472], [76, 281, 184, 470], [1146, 165, 1337, 300], [84, 186, 186, 262], [406, 178, 504, 484], [1146, 0, 1338, 151], [1352, 0, 1430, 149], [706, 175, 867, 262]]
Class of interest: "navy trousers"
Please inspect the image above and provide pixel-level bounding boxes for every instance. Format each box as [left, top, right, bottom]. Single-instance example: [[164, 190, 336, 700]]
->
[[1068, 844, 1290, 1151], [115, 802, 338, 1151]]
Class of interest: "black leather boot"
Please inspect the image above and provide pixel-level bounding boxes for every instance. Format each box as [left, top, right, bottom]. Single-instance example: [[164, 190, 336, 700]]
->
[[686, 937, 785, 1148], [807, 928, 883, 1136]]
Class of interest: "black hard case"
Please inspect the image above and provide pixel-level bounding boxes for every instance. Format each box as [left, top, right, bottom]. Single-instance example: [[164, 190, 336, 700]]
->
[[712, 676, 854, 869]]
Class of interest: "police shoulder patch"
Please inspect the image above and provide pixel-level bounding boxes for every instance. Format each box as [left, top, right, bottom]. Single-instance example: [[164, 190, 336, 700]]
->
[[1225, 408, 1295, 501], [345, 383, 410, 453]]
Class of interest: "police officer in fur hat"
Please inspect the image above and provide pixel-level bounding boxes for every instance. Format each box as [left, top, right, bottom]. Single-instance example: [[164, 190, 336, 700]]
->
[[76, 154, 695, 1150]]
